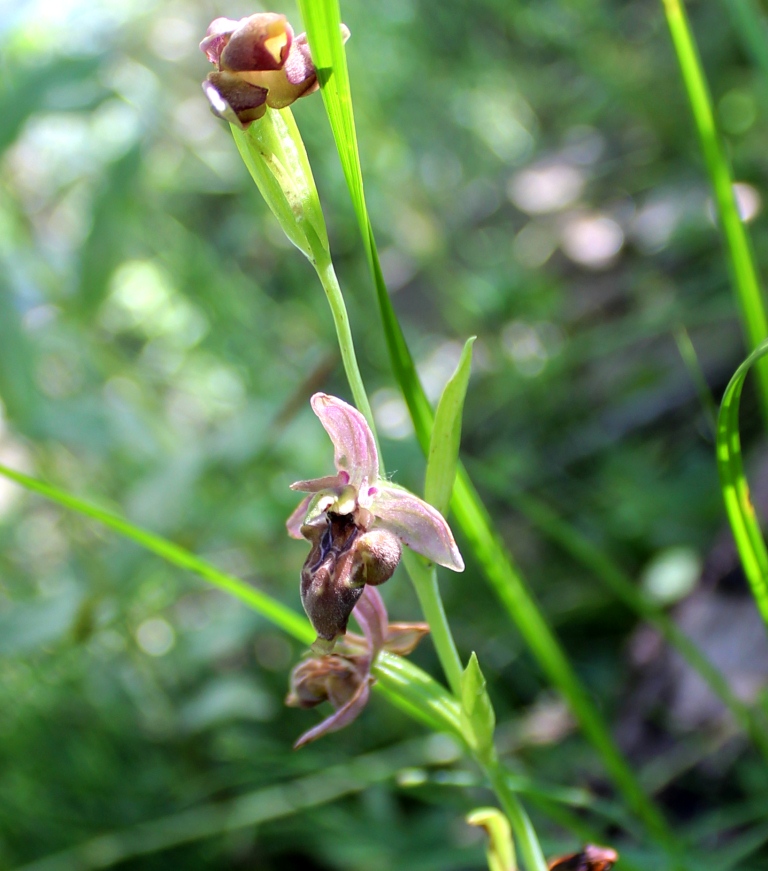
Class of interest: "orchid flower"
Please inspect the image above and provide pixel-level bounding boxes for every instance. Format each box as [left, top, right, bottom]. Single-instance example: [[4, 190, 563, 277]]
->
[[200, 13, 349, 129], [286, 586, 429, 748], [287, 393, 464, 645]]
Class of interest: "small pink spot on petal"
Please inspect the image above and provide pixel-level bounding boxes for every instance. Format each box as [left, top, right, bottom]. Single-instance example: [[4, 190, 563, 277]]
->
[[340, 470, 350, 484], [368, 486, 377, 497]]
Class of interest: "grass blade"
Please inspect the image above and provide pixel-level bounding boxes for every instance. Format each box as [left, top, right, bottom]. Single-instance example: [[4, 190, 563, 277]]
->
[[662, 0, 768, 416], [716, 339, 768, 631]]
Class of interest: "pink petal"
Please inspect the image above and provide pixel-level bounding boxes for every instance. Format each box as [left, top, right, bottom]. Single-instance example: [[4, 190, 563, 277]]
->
[[352, 586, 388, 658], [283, 32, 316, 86], [373, 486, 465, 571], [310, 394, 379, 488], [200, 17, 239, 65], [293, 677, 371, 749], [289, 470, 349, 493], [286, 494, 313, 539]]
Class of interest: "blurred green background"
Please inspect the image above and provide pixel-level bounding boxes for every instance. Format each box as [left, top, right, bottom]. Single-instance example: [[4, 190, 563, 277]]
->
[[2, 0, 768, 867]]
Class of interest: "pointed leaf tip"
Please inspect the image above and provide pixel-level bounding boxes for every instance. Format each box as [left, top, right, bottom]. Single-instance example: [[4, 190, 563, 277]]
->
[[425, 336, 475, 517]]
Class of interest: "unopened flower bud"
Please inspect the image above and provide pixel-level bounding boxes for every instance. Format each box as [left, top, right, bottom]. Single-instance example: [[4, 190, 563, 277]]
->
[[200, 12, 349, 128]]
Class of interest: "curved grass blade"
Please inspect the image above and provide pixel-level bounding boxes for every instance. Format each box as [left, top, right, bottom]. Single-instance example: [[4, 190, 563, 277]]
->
[[0, 463, 460, 739], [662, 0, 768, 417], [716, 339, 768, 631], [297, 0, 671, 842]]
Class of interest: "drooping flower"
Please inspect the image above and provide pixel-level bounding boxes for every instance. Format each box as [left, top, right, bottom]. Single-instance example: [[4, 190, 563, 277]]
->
[[287, 393, 464, 646], [200, 13, 349, 128], [286, 585, 429, 748], [547, 845, 619, 871]]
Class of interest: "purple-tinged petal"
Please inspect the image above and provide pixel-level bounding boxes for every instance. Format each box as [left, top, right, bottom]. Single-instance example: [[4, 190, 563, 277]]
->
[[286, 494, 313, 540], [290, 470, 349, 493], [352, 585, 388, 657], [285, 655, 360, 709], [219, 13, 292, 73], [373, 485, 465, 571], [310, 393, 378, 487], [200, 17, 239, 65], [283, 32, 316, 86], [203, 73, 268, 128], [293, 677, 371, 748], [384, 622, 431, 656], [284, 25, 349, 84]]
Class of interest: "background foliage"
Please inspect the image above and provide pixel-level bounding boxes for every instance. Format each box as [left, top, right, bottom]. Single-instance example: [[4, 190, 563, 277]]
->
[[2, 0, 768, 867]]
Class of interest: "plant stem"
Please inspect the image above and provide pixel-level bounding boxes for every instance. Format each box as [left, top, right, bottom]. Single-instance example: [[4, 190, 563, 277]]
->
[[662, 0, 768, 419], [312, 252, 379, 451], [402, 550, 464, 696], [486, 762, 548, 871]]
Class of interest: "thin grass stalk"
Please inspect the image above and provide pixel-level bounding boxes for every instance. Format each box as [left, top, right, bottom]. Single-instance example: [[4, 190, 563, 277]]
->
[[402, 549, 464, 697], [661, 0, 768, 417]]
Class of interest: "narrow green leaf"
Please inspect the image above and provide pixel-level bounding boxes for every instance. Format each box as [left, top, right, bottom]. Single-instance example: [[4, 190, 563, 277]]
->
[[425, 336, 475, 517], [232, 107, 329, 263], [466, 807, 517, 871], [716, 338, 768, 632], [662, 0, 768, 418], [460, 652, 496, 761]]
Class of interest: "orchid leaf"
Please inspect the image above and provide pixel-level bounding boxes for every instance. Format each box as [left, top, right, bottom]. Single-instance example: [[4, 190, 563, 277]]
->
[[461, 651, 496, 762], [425, 336, 475, 517]]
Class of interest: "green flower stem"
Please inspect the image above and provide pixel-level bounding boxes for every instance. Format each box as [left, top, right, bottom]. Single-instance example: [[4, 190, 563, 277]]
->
[[662, 0, 768, 418], [402, 549, 464, 697], [486, 762, 548, 871], [311, 250, 379, 455]]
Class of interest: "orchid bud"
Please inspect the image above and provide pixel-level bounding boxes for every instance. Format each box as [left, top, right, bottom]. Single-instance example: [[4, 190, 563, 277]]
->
[[200, 13, 350, 128]]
